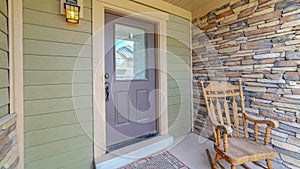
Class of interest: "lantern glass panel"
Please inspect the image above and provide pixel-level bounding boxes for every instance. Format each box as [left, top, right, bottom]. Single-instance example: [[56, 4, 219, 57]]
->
[[64, 2, 80, 24]]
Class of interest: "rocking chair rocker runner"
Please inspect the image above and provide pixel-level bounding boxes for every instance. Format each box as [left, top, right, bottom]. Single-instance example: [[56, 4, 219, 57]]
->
[[199, 80, 279, 169]]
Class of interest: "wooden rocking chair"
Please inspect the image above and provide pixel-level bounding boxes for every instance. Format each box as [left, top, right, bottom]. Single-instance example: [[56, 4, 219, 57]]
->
[[199, 80, 279, 169]]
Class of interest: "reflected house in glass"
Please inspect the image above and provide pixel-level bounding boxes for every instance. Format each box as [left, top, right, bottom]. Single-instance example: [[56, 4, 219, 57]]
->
[[115, 24, 147, 80], [115, 40, 134, 80]]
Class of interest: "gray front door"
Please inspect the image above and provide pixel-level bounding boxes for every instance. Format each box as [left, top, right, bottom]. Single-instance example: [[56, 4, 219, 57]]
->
[[105, 13, 157, 148]]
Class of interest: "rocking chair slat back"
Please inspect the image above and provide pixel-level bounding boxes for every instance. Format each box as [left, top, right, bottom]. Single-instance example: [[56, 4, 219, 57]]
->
[[216, 98, 224, 125], [232, 97, 239, 137], [209, 95, 217, 120], [223, 96, 231, 126], [200, 80, 248, 139]]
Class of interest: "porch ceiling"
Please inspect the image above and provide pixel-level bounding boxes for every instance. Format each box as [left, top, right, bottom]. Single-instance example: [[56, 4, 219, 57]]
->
[[161, 0, 211, 11]]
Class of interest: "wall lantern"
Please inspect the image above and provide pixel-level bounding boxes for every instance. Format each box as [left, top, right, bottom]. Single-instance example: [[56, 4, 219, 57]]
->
[[60, 0, 83, 24], [64, 0, 80, 24]]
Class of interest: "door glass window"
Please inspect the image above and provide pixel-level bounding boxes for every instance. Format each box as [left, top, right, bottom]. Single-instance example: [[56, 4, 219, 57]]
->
[[115, 24, 147, 80]]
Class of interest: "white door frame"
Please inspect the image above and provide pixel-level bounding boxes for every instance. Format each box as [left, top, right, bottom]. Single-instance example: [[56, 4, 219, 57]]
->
[[92, 0, 169, 158]]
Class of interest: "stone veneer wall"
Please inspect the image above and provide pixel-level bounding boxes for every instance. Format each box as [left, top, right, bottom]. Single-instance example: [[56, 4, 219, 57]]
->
[[0, 114, 19, 168], [192, 0, 300, 168]]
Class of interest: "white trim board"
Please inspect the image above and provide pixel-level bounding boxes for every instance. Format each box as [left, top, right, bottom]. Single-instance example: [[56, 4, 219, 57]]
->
[[8, 0, 24, 168]]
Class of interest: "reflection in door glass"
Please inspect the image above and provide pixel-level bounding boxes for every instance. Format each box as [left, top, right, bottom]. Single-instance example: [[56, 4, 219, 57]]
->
[[115, 24, 147, 80]]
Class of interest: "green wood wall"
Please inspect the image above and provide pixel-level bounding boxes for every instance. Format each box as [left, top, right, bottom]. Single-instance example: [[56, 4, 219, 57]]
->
[[22, 0, 191, 167], [167, 15, 192, 138], [23, 0, 93, 168], [0, 0, 9, 118]]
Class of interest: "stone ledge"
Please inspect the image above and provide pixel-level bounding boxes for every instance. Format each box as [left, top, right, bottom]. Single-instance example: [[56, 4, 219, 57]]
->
[[0, 114, 16, 130]]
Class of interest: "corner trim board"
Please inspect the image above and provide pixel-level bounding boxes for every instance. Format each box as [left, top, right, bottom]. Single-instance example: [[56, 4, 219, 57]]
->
[[9, 0, 24, 168]]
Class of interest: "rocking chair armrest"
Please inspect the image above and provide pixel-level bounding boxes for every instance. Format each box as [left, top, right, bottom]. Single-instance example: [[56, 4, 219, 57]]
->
[[245, 113, 278, 145], [245, 114, 279, 128], [210, 118, 233, 135], [210, 118, 232, 151], [216, 124, 233, 135]]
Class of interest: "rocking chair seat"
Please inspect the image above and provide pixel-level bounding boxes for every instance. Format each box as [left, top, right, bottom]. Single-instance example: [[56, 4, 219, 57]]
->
[[214, 137, 277, 165]]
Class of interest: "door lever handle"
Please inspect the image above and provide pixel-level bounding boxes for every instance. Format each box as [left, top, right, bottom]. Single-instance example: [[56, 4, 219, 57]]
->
[[105, 82, 110, 102]]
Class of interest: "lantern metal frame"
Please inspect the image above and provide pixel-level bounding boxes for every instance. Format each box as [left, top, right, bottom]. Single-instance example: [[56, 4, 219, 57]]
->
[[64, 0, 81, 24]]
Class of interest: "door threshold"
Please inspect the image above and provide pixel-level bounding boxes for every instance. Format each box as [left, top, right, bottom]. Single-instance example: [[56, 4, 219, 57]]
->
[[95, 135, 173, 169], [106, 132, 159, 153]]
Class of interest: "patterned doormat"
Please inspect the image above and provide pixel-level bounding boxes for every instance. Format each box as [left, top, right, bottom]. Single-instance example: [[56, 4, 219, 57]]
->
[[119, 151, 190, 169]]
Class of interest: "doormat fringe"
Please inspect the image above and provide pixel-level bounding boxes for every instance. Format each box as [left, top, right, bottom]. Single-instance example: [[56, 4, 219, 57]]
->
[[119, 151, 190, 169]]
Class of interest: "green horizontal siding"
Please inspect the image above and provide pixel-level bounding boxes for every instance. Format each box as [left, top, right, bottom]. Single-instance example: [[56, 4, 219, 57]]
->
[[23, 0, 93, 168], [24, 83, 92, 100], [24, 39, 92, 57], [168, 94, 191, 105], [24, 108, 93, 132], [167, 15, 191, 139], [24, 71, 92, 85], [0, 0, 9, 118], [168, 87, 191, 97], [24, 55, 92, 71], [0, 0, 8, 17], [23, 24, 92, 45], [24, 121, 93, 148], [168, 79, 190, 88], [61, 158, 94, 169], [167, 53, 190, 64], [0, 50, 8, 69], [25, 96, 92, 116], [0, 69, 9, 88], [23, 8, 91, 33], [0, 30, 8, 51], [167, 22, 190, 33], [0, 88, 9, 107], [25, 146, 93, 169], [0, 12, 8, 34], [24, 135, 92, 163]]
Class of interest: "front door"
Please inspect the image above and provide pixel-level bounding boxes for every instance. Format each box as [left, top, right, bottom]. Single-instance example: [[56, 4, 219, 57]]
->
[[105, 13, 157, 148]]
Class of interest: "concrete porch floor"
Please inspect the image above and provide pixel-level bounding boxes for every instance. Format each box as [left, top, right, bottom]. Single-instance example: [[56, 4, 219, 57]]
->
[[168, 133, 286, 169]]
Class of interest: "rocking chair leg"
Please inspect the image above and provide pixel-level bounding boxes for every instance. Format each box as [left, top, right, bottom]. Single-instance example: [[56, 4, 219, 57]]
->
[[213, 154, 220, 169], [231, 165, 236, 169], [266, 159, 272, 169], [206, 149, 214, 169]]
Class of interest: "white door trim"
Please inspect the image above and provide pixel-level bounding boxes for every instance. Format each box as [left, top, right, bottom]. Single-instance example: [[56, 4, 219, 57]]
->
[[92, 0, 169, 159]]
